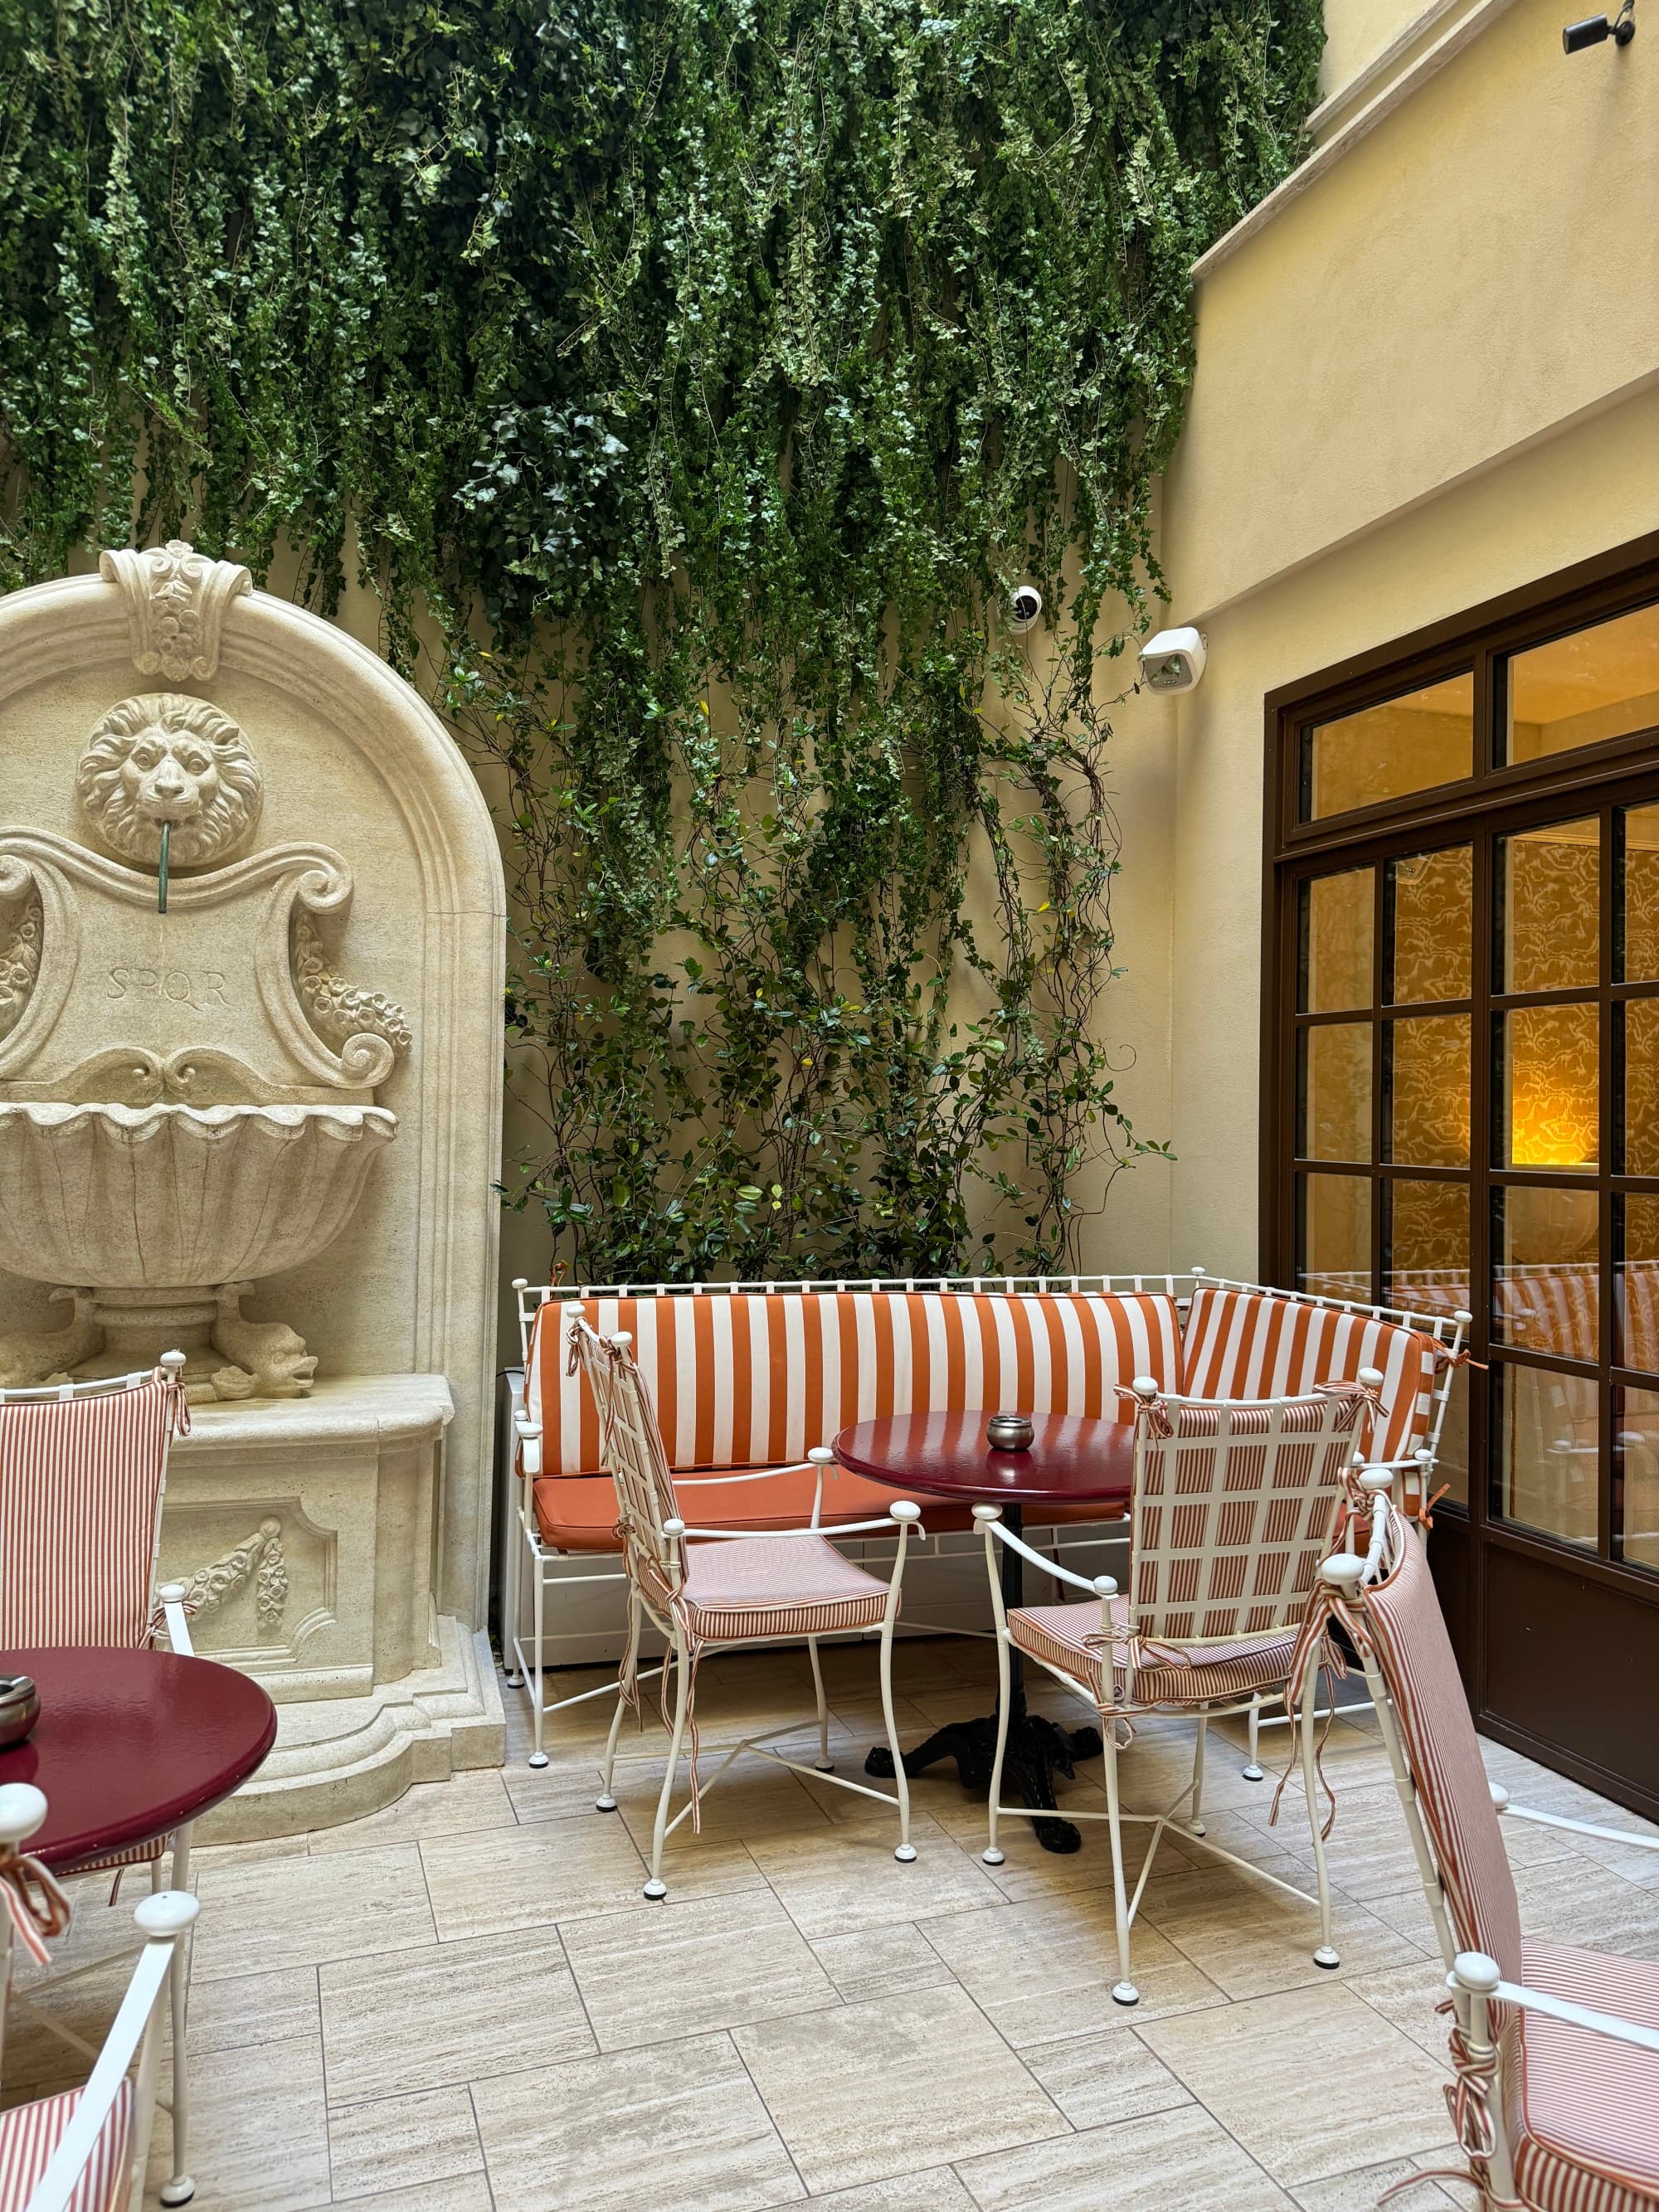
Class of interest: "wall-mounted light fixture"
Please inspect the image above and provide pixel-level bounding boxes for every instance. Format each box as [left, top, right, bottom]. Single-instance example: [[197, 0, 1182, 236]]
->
[[1563, 0, 1635, 51]]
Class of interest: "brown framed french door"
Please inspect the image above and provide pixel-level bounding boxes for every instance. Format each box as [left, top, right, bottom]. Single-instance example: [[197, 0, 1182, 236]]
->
[[1262, 531, 1659, 1821]]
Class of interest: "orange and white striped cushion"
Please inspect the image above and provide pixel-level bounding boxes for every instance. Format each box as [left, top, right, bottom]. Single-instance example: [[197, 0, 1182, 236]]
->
[[642, 1534, 893, 1645], [0, 1373, 182, 1648], [526, 1290, 1182, 1479], [0, 2079, 133, 2212], [1179, 1287, 1437, 1465], [1010, 1597, 1300, 1710], [1510, 1937, 1659, 2210]]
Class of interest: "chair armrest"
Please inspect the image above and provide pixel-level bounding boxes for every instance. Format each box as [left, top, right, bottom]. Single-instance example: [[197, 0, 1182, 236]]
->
[[514, 1418, 542, 1476], [1491, 1783, 1659, 1853], [156, 1582, 194, 1659], [1487, 1972, 1659, 2056], [25, 1893, 197, 2212], [667, 1512, 919, 1541], [674, 1463, 818, 1488], [975, 1506, 1118, 1599]]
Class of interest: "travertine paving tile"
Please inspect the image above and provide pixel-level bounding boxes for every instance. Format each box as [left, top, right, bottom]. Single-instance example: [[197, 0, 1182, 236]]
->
[[562, 1887, 837, 2049], [340, 2183, 494, 2212], [470, 2030, 803, 2212], [1135, 1861, 1428, 2000], [733, 1985, 1065, 2194], [1351, 1954, 1462, 2062], [761, 2171, 976, 2211], [1292, 2154, 1462, 2210], [1019, 2025, 1193, 2129], [146, 2032, 330, 2212], [502, 1754, 612, 1825], [810, 1922, 957, 2005], [419, 1815, 647, 1937], [748, 1811, 1005, 1941], [320, 1927, 595, 2101], [1139, 1983, 1448, 2186], [611, 1748, 830, 1845], [327, 2084, 484, 2200], [308, 1769, 518, 1855], [191, 1843, 436, 1980], [1509, 1853, 1659, 1956], [1254, 1776, 1572, 1902], [186, 1965, 320, 2056], [956, 2104, 1295, 2211], [919, 1890, 1225, 2046]]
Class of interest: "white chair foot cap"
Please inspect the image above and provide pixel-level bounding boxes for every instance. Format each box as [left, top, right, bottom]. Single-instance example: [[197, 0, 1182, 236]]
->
[[159, 2180, 196, 2206], [981, 1846, 1005, 1865], [894, 1843, 917, 1863], [1112, 1982, 1140, 2007], [504, 1672, 525, 1689], [1242, 1765, 1265, 1782], [595, 1796, 618, 1812], [815, 1759, 835, 1772], [1313, 1947, 1340, 1970], [528, 1752, 550, 1769], [1190, 1822, 1206, 1838], [643, 1879, 668, 1900]]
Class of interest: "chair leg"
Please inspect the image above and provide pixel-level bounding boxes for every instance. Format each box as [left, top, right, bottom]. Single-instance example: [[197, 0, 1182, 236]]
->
[[158, 1827, 194, 2205], [1243, 1693, 1265, 1782], [528, 1550, 549, 1768], [1102, 1723, 1138, 2006], [807, 1636, 834, 1772], [597, 1593, 640, 1813], [1190, 1716, 1208, 1838], [645, 1631, 692, 1901], [981, 1626, 1013, 1868], [878, 1602, 915, 1864], [503, 1520, 526, 1688], [1301, 1691, 1340, 1970]]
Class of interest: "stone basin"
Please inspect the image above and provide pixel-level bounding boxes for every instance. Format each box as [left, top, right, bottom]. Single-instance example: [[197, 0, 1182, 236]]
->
[[0, 1101, 397, 1289]]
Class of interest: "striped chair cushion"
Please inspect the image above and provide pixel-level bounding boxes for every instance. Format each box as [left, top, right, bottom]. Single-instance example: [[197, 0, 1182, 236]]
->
[[643, 1534, 893, 1645], [1361, 1517, 1523, 1980], [525, 1289, 1182, 1477], [0, 1372, 182, 1648], [0, 2078, 132, 2212], [1010, 1597, 1299, 1709], [1180, 1286, 1438, 1465], [1509, 1937, 1659, 2210]]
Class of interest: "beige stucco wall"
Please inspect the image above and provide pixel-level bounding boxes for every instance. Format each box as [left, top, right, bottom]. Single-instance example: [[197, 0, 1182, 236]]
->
[[1148, 0, 1659, 1278]]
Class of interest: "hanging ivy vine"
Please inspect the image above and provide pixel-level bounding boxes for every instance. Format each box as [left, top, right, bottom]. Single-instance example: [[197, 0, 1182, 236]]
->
[[0, 0, 1321, 1281]]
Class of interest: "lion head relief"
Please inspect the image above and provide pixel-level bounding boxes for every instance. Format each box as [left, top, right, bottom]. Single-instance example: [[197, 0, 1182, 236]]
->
[[77, 693, 263, 868]]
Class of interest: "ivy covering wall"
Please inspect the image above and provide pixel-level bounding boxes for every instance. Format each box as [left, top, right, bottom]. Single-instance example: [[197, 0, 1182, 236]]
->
[[0, 0, 1321, 1281]]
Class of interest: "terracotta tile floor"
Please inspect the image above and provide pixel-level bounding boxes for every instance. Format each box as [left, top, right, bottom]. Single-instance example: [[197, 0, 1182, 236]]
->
[[9, 1635, 1659, 2211]]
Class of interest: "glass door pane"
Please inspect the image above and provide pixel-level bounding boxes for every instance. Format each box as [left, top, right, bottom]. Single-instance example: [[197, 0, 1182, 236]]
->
[[1495, 1186, 1599, 1360], [1299, 1174, 1370, 1302], [1503, 601, 1659, 765], [1302, 676, 1473, 820], [1387, 1016, 1470, 1165], [1619, 801, 1659, 979], [1387, 845, 1472, 1003], [1617, 1385, 1659, 1570], [1387, 1179, 1470, 1315], [1501, 1004, 1599, 1169], [1620, 1194, 1659, 1374], [1497, 1365, 1598, 1548], [1300, 1025, 1371, 1161], [1501, 818, 1599, 993], [1300, 870, 1373, 1011]]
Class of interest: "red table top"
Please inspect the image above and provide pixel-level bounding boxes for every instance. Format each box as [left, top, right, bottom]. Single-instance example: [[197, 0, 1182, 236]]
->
[[834, 1411, 1135, 1509], [0, 1647, 277, 1874]]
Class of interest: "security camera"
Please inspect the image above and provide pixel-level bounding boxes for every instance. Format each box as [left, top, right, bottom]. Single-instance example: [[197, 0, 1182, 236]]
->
[[1137, 625, 1207, 693], [1009, 585, 1043, 634], [1564, 0, 1634, 49]]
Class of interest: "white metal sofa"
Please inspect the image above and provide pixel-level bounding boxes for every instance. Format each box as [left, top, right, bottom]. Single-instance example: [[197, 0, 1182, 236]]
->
[[501, 1269, 1469, 1767]]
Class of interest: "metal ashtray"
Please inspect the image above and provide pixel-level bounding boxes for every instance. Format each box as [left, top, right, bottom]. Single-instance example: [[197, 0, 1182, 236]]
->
[[0, 1675, 39, 1749], [986, 1412, 1034, 1451]]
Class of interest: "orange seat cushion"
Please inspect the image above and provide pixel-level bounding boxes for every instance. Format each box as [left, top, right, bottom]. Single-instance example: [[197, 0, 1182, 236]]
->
[[531, 1465, 1120, 1550]]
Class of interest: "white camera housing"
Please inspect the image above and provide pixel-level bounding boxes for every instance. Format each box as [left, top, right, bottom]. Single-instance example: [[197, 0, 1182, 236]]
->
[[1009, 585, 1044, 634], [1138, 625, 1207, 693]]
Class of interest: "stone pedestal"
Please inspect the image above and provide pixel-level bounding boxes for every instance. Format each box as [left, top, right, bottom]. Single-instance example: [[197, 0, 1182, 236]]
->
[[159, 1375, 504, 1839]]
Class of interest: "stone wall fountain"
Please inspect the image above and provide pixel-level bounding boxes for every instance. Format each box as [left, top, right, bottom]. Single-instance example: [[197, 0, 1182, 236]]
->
[[0, 542, 507, 1834]]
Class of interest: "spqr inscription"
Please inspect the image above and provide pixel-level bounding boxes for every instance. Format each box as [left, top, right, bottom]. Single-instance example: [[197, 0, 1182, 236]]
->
[[106, 963, 230, 1014]]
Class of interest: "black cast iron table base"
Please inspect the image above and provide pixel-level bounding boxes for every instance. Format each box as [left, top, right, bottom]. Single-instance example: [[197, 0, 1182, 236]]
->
[[863, 1495, 1104, 1853]]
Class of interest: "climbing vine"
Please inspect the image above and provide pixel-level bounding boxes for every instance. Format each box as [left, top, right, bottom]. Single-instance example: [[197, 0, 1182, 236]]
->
[[0, 0, 1321, 1280]]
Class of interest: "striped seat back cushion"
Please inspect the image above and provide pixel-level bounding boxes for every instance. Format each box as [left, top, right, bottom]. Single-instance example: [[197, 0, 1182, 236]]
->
[[526, 1289, 1183, 1477], [1180, 1286, 1438, 1465], [0, 1373, 182, 1648], [1362, 1522, 1523, 1979]]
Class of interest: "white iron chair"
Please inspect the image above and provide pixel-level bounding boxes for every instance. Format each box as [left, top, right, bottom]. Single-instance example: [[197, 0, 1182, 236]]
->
[[0, 1359, 199, 2205], [569, 1313, 923, 1898], [1321, 1485, 1659, 2210], [0, 1782, 196, 2212], [976, 1373, 1378, 2004]]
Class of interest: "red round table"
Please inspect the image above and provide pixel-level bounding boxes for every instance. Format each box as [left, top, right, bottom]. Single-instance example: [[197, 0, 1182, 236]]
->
[[0, 1648, 277, 1873], [834, 1412, 1134, 1851]]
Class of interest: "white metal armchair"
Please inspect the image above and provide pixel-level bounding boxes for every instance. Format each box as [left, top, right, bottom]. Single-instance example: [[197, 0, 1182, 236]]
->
[[975, 1374, 1376, 2005], [0, 1359, 199, 2205], [0, 1782, 196, 2212], [569, 1311, 923, 1898], [1321, 1485, 1659, 2210]]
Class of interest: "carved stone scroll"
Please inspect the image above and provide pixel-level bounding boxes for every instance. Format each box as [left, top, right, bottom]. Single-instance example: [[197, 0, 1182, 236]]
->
[[98, 540, 252, 683], [178, 1516, 289, 1639]]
